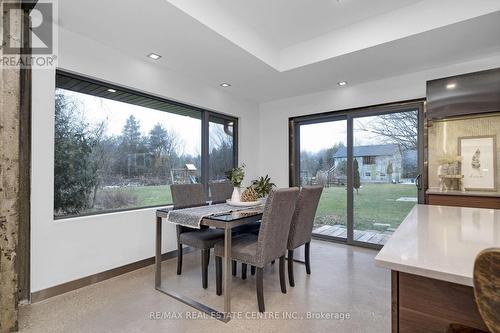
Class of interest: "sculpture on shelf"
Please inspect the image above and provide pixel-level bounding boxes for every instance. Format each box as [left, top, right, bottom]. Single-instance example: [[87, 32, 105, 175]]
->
[[438, 155, 464, 192]]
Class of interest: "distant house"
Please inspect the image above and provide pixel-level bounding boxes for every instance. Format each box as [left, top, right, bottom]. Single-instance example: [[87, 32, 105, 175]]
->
[[333, 144, 417, 183]]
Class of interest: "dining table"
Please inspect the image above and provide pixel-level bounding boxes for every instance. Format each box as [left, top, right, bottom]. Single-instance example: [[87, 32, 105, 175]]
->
[[155, 204, 264, 322]]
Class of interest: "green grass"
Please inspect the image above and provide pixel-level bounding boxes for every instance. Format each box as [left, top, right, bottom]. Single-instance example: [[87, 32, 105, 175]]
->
[[315, 183, 416, 231], [120, 185, 172, 206], [92, 185, 173, 213]]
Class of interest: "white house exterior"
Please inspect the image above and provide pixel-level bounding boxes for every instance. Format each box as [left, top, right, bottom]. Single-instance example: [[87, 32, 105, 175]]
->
[[333, 144, 403, 182]]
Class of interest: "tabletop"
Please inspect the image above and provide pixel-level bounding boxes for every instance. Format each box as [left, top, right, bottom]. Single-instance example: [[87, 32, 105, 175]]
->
[[156, 204, 264, 224]]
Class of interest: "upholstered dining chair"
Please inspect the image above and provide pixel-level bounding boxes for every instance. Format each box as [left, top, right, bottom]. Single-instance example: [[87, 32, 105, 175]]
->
[[171, 183, 224, 289], [287, 186, 323, 287], [473, 248, 500, 333], [214, 187, 300, 312], [447, 247, 500, 333], [209, 181, 234, 204], [209, 181, 261, 278]]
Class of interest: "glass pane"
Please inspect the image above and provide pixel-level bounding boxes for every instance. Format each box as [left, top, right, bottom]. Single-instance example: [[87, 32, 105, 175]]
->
[[54, 88, 201, 218], [352, 110, 418, 245], [300, 120, 348, 239], [209, 117, 235, 182]]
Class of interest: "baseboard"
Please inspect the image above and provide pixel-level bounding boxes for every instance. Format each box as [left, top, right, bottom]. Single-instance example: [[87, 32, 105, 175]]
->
[[30, 246, 195, 303]]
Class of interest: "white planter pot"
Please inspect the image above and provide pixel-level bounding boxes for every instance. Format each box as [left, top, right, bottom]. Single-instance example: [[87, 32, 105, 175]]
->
[[231, 186, 241, 202]]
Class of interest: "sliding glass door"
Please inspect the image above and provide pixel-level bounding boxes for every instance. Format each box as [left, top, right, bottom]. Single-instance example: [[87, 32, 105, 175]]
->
[[292, 102, 424, 248], [298, 118, 348, 241], [351, 110, 420, 246]]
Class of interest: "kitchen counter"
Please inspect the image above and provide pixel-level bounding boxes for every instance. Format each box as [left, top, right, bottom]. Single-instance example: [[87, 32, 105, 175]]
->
[[375, 204, 498, 332], [375, 204, 500, 286]]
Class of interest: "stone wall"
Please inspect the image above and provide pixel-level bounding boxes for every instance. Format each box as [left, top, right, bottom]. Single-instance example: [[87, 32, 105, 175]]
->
[[0, 1, 21, 332]]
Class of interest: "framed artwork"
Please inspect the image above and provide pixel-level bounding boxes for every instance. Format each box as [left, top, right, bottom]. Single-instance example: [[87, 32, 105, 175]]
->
[[459, 135, 497, 191]]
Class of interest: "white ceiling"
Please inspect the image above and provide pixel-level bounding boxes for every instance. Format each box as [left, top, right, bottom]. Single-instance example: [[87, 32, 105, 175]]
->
[[203, 0, 424, 49], [58, 0, 500, 103]]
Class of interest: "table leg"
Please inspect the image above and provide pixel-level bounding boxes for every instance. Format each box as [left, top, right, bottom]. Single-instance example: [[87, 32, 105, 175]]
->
[[155, 216, 162, 288], [223, 227, 232, 317]]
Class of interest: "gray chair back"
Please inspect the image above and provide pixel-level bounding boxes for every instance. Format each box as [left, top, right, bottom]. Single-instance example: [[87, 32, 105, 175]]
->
[[209, 182, 233, 204], [256, 188, 300, 266], [171, 183, 206, 209], [288, 186, 323, 250]]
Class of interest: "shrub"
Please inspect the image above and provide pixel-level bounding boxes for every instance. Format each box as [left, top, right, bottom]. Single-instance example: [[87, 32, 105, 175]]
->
[[97, 189, 139, 210]]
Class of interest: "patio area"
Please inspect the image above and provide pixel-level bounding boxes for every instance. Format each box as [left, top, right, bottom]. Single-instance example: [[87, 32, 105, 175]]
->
[[312, 225, 394, 245]]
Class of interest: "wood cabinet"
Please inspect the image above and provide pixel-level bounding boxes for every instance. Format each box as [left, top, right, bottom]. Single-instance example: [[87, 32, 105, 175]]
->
[[427, 194, 500, 209], [392, 271, 489, 333]]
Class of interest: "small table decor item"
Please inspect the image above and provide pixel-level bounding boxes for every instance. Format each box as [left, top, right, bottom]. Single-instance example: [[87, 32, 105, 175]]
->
[[251, 175, 276, 202], [459, 135, 497, 191], [227, 185, 261, 207], [226, 164, 245, 202], [225, 199, 261, 207]]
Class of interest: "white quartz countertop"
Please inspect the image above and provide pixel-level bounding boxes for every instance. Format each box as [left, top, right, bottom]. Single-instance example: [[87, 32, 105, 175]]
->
[[375, 204, 500, 286]]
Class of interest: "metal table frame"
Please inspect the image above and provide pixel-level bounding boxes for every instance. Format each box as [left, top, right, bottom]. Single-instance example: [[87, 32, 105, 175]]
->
[[155, 208, 262, 323]]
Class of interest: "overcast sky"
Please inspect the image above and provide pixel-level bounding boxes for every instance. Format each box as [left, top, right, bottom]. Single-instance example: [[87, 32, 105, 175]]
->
[[59, 89, 202, 156], [300, 118, 387, 153]]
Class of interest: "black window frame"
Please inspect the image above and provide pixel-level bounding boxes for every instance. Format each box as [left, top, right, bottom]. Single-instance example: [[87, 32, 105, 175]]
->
[[362, 156, 376, 165], [54, 69, 238, 219]]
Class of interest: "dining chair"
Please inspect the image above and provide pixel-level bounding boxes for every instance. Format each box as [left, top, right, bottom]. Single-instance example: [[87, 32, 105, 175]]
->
[[209, 181, 260, 278], [287, 186, 323, 287], [214, 187, 300, 312], [447, 247, 500, 333], [473, 248, 500, 333], [171, 183, 224, 289], [209, 181, 234, 204]]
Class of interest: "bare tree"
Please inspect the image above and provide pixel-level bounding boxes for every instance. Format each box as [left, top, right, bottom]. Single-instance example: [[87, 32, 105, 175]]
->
[[357, 111, 418, 150]]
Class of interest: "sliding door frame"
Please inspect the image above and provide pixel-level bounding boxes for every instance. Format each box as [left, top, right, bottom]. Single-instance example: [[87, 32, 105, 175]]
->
[[289, 99, 425, 249]]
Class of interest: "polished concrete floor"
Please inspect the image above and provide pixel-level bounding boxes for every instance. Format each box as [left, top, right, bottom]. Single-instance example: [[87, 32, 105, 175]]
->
[[19, 240, 390, 333]]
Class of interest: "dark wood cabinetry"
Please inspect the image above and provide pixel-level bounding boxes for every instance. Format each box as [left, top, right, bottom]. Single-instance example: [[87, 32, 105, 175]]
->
[[393, 271, 489, 333], [427, 194, 500, 209]]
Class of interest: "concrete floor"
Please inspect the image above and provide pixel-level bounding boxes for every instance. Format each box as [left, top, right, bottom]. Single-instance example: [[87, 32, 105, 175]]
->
[[19, 240, 391, 333]]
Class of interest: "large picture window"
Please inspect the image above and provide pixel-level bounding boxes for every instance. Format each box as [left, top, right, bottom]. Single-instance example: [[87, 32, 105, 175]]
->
[[54, 72, 237, 218]]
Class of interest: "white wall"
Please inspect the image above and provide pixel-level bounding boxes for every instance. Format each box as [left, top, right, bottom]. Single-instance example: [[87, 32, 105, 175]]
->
[[258, 54, 500, 187], [31, 27, 260, 293]]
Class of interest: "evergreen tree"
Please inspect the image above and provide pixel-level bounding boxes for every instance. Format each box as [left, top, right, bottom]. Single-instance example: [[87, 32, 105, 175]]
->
[[353, 159, 361, 194], [117, 115, 144, 177], [386, 161, 394, 183], [54, 92, 101, 214], [148, 123, 180, 177]]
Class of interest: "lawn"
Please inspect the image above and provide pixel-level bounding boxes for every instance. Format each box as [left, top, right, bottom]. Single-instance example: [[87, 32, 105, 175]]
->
[[315, 183, 417, 231], [92, 185, 173, 212], [121, 185, 172, 206]]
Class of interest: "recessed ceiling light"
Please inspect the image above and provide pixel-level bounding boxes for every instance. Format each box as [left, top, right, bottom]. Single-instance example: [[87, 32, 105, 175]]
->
[[338, 81, 348, 86], [147, 53, 162, 60], [107, 88, 117, 93], [446, 83, 457, 90], [220, 83, 231, 87]]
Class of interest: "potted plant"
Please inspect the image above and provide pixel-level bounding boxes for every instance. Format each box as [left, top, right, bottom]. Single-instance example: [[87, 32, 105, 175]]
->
[[251, 175, 276, 202], [225, 164, 245, 202]]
